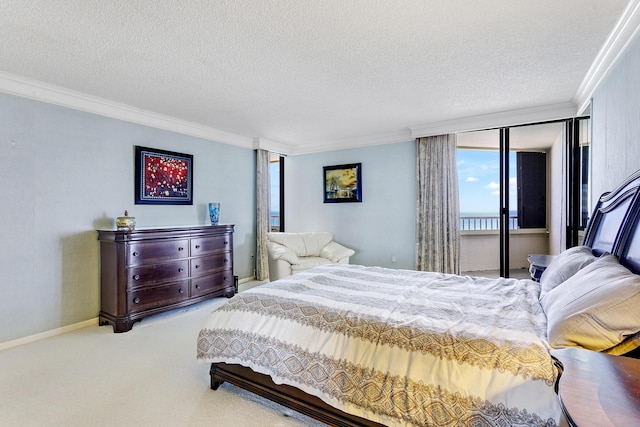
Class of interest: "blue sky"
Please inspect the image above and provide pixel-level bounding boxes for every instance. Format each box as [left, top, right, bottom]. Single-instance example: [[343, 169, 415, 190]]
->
[[457, 149, 517, 214]]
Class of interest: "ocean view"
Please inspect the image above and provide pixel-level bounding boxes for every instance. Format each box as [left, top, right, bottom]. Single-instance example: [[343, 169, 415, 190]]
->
[[460, 211, 518, 230], [270, 211, 517, 230], [270, 211, 518, 230], [270, 211, 280, 227]]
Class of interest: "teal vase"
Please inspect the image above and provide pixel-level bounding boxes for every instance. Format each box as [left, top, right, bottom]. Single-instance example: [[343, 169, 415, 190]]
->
[[208, 202, 220, 225]]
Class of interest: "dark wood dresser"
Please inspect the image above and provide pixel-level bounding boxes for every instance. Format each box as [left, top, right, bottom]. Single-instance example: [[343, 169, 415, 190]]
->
[[97, 224, 235, 332]]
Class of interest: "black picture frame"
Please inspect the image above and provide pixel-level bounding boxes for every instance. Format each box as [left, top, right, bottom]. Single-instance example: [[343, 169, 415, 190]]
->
[[323, 163, 362, 203], [134, 146, 193, 205]]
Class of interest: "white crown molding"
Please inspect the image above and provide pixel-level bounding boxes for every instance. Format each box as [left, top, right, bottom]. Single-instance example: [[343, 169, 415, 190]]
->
[[0, 71, 254, 148], [574, 0, 640, 115], [3, 0, 638, 157], [0, 71, 412, 155], [290, 129, 413, 155], [253, 137, 294, 155], [409, 102, 578, 138]]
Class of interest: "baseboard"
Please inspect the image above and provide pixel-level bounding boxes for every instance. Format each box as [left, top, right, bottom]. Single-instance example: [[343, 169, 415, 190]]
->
[[0, 318, 99, 352], [0, 276, 257, 351], [238, 276, 256, 284]]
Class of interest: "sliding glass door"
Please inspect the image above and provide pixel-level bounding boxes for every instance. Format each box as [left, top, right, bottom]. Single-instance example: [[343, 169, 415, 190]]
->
[[458, 122, 564, 277], [507, 123, 561, 277], [566, 117, 591, 248]]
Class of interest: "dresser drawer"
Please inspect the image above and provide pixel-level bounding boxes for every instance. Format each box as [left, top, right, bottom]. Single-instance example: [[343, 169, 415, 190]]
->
[[128, 260, 190, 287], [191, 253, 232, 277], [127, 239, 189, 266], [128, 280, 189, 313], [191, 234, 232, 257], [191, 270, 234, 298]]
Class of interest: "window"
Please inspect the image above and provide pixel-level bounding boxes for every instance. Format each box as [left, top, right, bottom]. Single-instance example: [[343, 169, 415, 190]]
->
[[578, 118, 591, 229], [566, 116, 591, 247], [458, 148, 546, 230], [269, 153, 284, 231], [457, 149, 517, 230]]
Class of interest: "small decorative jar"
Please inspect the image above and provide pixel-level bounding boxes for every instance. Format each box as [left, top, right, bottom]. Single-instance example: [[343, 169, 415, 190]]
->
[[116, 210, 136, 231]]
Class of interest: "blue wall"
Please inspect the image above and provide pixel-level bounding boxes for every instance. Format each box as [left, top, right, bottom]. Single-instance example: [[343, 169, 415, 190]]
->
[[286, 142, 416, 270], [591, 29, 640, 200], [0, 92, 256, 342]]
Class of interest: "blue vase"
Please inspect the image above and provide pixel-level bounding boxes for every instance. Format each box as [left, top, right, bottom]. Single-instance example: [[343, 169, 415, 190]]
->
[[208, 202, 220, 225]]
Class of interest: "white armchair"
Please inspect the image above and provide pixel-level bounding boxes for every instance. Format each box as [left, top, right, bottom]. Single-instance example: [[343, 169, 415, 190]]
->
[[266, 232, 355, 282]]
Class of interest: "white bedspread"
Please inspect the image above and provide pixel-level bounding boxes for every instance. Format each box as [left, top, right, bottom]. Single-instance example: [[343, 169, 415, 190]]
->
[[197, 264, 561, 426]]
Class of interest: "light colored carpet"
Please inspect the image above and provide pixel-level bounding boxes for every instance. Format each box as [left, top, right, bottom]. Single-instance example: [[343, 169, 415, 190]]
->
[[0, 283, 326, 427]]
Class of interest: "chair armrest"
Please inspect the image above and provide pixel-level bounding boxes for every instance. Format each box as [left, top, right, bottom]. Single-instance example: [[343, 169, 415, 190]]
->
[[320, 241, 355, 262], [267, 241, 300, 265]]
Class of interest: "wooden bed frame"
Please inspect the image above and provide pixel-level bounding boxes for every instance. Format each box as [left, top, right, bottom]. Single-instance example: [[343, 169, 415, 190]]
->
[[209, 170, 640, 427], [210, 363, 384, 427]]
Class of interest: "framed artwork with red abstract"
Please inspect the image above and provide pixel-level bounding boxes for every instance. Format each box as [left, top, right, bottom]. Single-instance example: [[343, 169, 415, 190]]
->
[[134, 146, 193, 205]]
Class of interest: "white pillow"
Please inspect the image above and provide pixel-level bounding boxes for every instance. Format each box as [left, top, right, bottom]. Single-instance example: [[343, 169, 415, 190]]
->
[[542, 254, 640, 351], [539, 245, 597, 298]]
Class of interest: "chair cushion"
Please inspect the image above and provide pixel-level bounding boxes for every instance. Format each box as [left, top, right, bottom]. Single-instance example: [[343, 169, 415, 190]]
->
[[267, 232, 334, 257], [291, 257, 333, 273], [266, 241, 299, 264], [321, 241, 356, 262]]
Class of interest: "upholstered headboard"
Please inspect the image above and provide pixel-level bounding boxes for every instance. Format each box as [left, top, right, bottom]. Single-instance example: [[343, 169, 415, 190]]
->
[[583, 169, 640, 272], [615, 190, 640, 274]]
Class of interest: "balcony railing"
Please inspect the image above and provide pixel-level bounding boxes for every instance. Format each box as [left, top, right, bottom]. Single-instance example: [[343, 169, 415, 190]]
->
[[460, 216, 518, 231], [270, 214, 516, 232], [270, 214, 280, 232]]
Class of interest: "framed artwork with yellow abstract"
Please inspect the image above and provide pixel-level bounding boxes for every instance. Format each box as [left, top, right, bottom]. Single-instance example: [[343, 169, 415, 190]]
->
[[323, 163, 362, 203]]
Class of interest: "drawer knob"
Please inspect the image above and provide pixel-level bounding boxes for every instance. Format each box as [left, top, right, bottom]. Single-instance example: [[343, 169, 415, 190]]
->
[[133, 297, 140, 304], [132, 251, 139, 257], [195, 265, 199, 269], [195, 284, 200, 289], [178, 247, 184, 251], [178, 288, 184, 294], [178, 268, 184, 273], [224, 258, 228, 263], [133, 274, 140, 280], [195, 244, 200, 249], [224, 241, 229, 245]]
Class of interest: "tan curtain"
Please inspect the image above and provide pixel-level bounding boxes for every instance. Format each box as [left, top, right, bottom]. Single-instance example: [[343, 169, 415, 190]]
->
[[416, 134, 460, 274], [256, 149, 271, 281]]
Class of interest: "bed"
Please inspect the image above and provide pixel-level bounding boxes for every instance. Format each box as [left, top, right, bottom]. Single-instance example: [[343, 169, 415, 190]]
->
[[197, 170, 640, 427]]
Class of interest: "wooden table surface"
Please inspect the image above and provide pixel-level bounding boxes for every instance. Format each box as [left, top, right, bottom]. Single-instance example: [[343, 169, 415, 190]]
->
[[552, 347, 640, 426]]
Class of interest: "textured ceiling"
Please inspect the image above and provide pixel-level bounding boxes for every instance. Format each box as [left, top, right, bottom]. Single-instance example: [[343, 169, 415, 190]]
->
[[0, 1, 633, 152]]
